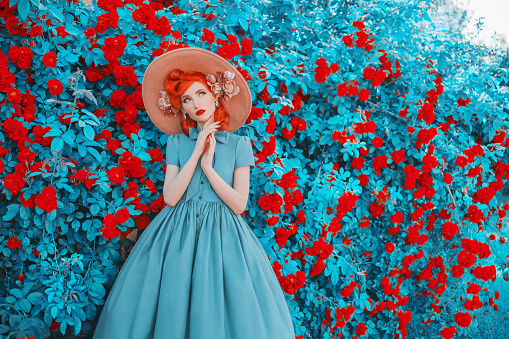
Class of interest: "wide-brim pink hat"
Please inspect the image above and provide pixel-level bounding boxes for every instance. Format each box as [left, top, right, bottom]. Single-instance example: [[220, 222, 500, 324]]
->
[[142, 47, 252, 136]]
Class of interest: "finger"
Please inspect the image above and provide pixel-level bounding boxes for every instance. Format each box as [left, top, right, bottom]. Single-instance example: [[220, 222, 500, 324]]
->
[[205, 128, 218, 136], [202, 129, 217, 139], [206, 120, 220, 127], [205, 122, 220, 131], [205, 116, 216, 128]]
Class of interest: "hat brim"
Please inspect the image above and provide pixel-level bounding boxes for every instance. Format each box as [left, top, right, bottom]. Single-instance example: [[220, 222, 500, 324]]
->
[[142, 47, 252, 136]]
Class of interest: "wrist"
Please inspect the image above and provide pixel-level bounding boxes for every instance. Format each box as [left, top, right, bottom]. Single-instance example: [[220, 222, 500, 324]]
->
[[202, 165, 214, 174]]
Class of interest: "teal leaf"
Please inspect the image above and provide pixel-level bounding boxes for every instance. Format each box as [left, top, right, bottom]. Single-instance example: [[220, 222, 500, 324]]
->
[[90, 204, 100, 216], [84, 125, 95, 140], [62, 131, 76, 146], [51, 138, 64, 152], [47, 209, 57, 221], [19, 206, 30, 220], [19, 299, 31, 313], [78, 144, 87, 157], [27, 292, 46, 305], [3, 204, 20, 221], [74, 316, 81, 336], [17, 0, 30, 21], [10, 288, 23, 298], [239, 17, 249, 31], [87, 147, 102, 162]]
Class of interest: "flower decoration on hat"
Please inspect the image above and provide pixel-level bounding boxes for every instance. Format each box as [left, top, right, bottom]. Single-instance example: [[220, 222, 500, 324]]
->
[[206, 71, 240, 100], [158, 90, 180, 117]]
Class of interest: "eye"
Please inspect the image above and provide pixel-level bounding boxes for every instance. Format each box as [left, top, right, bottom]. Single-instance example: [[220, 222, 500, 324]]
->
[[200, 91, 206, 95], [183, 97, 189, 103]]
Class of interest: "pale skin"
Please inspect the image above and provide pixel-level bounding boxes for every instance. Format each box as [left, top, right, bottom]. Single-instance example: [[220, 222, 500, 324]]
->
[[163, 81, 251, 215]]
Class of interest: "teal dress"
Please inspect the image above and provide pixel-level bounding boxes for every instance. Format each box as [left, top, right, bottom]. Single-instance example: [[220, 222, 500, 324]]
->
[[92, 126, 295, 339]]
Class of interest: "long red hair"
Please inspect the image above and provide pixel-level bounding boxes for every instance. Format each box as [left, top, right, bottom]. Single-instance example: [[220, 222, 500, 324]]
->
[[163, 69, 231, 138]]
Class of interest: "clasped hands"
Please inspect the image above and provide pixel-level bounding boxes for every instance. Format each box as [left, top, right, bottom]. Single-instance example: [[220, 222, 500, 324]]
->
[[194, 116, 220, 171]]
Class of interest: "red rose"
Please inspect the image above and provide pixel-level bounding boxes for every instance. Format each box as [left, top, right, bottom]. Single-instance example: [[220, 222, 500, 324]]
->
[[454, 312, 471, 328], [441, 221, 458, 240], [47, 78, 63, 95], [440, 325, 457, 339], [466, 283, 482, 295], [358, 88, 370, 101], [372, 155, 388, 175], [443, 173, 453, 184], [356, 323, 368, 335], [457, 250, 476, 268], [342, 34, 354, 47], [369, 201, 385, 218], [115, 207, 130, 224], [351, 156, 365, 170], [240, 38, 253, 56], [391, 150, 406, 164], [202, 28, 215, 44], [7, 237, 22, 249], [451, 265, 464, 278], [384, 243, 395, 253], [390, 211, 404, 223], [357, 174, 369, 186], [42, 51, 57, 67], [35, 186, 57, 213], [108, 166, 125, 184], [372, 136, 383, 148], [309, 259, 325, 277]]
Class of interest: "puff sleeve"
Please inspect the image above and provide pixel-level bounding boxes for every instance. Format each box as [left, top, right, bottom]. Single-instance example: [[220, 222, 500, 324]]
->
[[234, 135, 255, 170], [165, 134, 180, 167]]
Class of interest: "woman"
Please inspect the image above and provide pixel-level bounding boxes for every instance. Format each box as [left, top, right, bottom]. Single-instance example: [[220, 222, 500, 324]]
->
[[92, 47, 296, 339]]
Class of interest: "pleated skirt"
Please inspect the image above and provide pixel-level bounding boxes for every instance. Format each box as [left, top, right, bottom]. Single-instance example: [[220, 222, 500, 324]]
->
[[92, 199, 295, 339]]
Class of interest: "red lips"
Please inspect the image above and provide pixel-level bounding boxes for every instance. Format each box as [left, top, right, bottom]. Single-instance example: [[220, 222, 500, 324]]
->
[[196, 109, 205, 116]]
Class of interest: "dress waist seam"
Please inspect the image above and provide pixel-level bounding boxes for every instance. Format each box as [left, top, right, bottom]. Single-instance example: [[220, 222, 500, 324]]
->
[[179, 199, 226, 204]]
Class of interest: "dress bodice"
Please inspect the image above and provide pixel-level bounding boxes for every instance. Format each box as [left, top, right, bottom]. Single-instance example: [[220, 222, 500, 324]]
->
[[165, 126, 255, 204]]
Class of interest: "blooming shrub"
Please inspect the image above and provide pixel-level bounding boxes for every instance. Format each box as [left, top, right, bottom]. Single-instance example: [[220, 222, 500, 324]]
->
[[1, 0, 509, 338]]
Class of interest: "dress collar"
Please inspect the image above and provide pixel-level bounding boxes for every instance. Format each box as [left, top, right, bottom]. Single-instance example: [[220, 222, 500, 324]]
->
[[188, 126, 229, 144]]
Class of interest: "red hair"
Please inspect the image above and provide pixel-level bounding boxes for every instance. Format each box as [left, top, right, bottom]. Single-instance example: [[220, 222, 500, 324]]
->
[[163, 69, 231, 138]]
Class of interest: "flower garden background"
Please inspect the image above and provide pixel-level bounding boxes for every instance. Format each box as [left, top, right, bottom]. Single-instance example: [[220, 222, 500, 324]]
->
[[1, 0, 509, 338]]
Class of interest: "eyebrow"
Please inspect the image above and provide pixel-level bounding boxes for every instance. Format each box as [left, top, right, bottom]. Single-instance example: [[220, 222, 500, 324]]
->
[[182, 89, 205, 99]]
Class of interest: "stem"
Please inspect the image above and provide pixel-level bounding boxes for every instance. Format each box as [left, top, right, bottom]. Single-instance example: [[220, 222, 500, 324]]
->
[[444, 183, 457, 207]]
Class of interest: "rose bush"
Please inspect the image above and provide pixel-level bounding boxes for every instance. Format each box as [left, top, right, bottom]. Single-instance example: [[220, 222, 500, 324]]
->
[[1, 0, 509, 338]]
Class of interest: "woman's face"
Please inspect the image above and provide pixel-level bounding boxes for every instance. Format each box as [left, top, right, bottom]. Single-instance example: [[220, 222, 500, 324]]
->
[[180, 81, 216, 127]]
